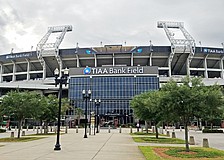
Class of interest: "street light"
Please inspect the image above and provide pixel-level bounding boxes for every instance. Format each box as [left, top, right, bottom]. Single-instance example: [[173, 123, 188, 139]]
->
[[82, 89, 91, 138], [95, 99, 101, 133], [54, 68, 69, 151]]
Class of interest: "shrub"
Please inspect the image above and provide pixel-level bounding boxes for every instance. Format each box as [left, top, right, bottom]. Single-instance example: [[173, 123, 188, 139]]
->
[[202, 129, 223, 133], [0, 128, 6, 133]]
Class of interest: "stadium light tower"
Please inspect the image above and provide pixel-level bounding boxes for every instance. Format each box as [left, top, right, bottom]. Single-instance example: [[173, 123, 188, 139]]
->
[[36, 25, 72, 79], [157, 21, 195, 77]]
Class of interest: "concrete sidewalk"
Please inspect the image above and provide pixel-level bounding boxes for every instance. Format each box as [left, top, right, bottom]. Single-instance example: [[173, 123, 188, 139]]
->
[[0, 128, 145, 160]]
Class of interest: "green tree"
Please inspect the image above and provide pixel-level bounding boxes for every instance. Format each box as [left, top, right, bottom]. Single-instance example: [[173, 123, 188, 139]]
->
[[74, 107, 84, 126], [0, 90, 41, 138], [35, 94, 58, 133], [130, 91, 164, 138], [160, 77, 224, 152]]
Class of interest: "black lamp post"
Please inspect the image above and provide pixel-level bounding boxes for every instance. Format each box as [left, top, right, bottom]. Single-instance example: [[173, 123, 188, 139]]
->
[[95, 99, 101, 133], [54, 68, 69, 151], [82, 89, 91, 138]]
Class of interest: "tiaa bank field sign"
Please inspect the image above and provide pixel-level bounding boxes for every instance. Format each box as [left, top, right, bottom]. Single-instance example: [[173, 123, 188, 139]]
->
[[84, 67, 144, 75], [69, 66, 158, 76]]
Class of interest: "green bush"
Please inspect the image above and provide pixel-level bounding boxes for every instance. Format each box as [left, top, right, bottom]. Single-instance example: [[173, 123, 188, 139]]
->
[[0, 128, 6, 133], [202, 129, 223, 133]]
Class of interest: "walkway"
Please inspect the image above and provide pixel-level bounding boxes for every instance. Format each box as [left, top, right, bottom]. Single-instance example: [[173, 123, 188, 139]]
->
[[0, 128, 145, 160]]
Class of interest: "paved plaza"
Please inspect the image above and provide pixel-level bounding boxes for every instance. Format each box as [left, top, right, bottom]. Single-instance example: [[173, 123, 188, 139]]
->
[[0, 128, 145, 160], [0, 127, 224, 160]]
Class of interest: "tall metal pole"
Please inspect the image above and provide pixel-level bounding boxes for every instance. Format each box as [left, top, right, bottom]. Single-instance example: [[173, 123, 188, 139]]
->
[[84, 97, 88, 138], [54, 82, 62, 150], [96, 103, 99, 133]]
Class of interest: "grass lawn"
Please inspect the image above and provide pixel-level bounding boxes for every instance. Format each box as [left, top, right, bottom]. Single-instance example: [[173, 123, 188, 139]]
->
[[0, 137, 45, 142], [133, 137, 185, 144], [131, 132, 167, 136], [139, 146, 224, 160]]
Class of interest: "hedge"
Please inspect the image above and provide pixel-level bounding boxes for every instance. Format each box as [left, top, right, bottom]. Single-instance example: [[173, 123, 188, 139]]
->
[[0, 128, 6, 133], [202, 129, 223, 133]]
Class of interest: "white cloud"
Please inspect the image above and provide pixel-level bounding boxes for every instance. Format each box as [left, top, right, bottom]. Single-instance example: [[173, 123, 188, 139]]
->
[[0, 0, 223, 54]]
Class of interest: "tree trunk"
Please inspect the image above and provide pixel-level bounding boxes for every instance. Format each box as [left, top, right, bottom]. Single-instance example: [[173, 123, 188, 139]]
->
[[210, 122, 213, 129], [184, 122, 190, 152], [145, 121, 148, 133], [17, 120, 22, 138], [155, 126, 159, 139]]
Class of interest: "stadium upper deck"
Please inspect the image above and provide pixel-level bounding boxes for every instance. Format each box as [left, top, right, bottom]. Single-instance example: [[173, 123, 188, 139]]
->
[[0, 22, 224, 94]]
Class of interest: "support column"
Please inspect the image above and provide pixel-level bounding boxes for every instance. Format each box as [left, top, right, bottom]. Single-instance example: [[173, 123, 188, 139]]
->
[[26, 59, 30, 81], [0, 64, 3, 83], [149, 52, 153, 66], [220, 57, 224, 79], [94, 54, 97, 67], [204, 55, 208, 78], [76, 54, 80, 67], [186, 58, 190, 76], [113, 53, 115, 66], [12, 61, 16, 81], [43, 61, 46, 79], [131, 53, 134, 66]]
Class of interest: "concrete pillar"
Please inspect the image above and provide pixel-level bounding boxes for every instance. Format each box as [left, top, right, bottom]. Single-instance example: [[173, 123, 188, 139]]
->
[[40, 126, 43, 134], [166, 131, 170, 137], [108, 125, 111, 133], [171, 132, 176, 138], [76, 126, 78, 133], [189, 136, 195, 145], [22, 131, 25, 136], [36, 127, 39, 134], [141, 127, 143, 133], [10, 132, 14, 138], [65, 126, 68, 134], [203, 138, 209, 148]]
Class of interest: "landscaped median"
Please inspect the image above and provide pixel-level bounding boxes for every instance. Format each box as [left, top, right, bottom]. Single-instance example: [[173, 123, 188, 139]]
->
[[139, 146, 224, 160], [131, 132, 224, 159]]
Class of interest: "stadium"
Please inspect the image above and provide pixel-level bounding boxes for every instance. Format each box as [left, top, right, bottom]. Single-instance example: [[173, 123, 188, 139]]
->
[[0, 21, 224, 125]]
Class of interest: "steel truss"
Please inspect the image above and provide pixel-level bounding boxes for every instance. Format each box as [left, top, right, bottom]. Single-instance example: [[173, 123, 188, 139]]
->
[[157, 21, 195, 76], [36, 25, 72, 78]]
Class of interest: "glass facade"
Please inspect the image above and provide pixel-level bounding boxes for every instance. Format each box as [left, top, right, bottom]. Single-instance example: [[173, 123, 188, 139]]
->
[[69, 75, 159, 124]]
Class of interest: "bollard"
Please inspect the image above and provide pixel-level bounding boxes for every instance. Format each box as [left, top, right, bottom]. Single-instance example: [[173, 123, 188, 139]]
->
[[10, 132, 14, 138], [89, 126, 91, 135], [152, 126, 155, 133], [76, 126, 78, 133], [203, 138, 209, 148], [189, 136, 195, 145], [108, 125, 111, 133], [171, 132, 176, 138], [166, 131, 170, 137], [15, 126, 17, 131], [130, 126, 132, 133], [40, 126, 43, 134], [22, 131, 25, 136], [65, 126, 68, 134], [119, 126, 121, 133]]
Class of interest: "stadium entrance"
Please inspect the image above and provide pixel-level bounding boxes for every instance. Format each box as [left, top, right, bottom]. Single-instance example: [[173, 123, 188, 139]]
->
[[68, 66, 159, 125]]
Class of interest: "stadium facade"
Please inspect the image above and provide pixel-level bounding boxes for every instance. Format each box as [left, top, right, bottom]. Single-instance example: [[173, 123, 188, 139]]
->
[[0, 22, 224, 124]]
